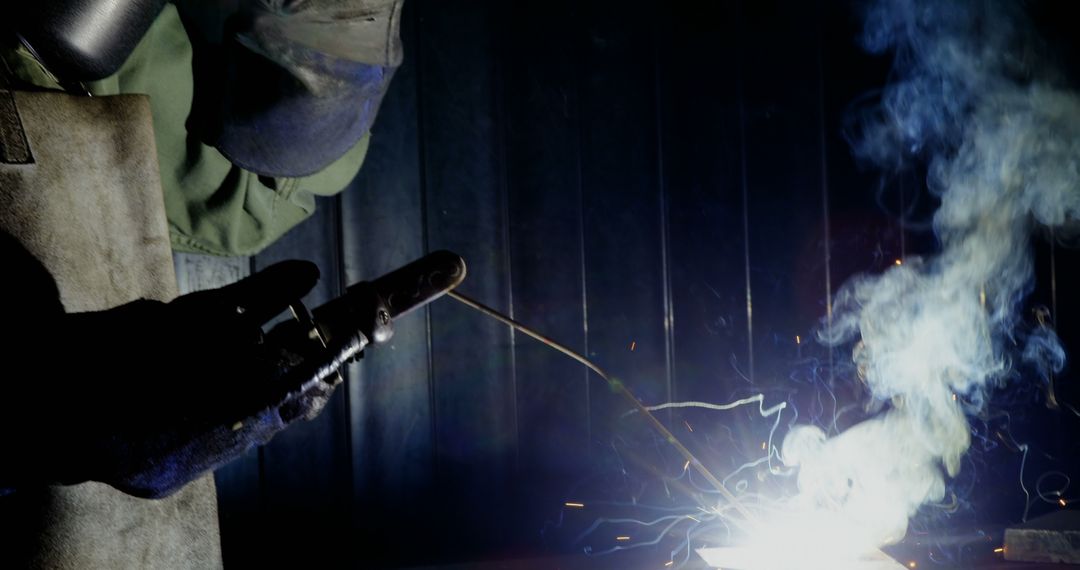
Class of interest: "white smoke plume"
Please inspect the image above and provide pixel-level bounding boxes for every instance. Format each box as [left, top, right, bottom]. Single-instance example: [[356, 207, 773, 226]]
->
[[780, 0, 1076, 547]]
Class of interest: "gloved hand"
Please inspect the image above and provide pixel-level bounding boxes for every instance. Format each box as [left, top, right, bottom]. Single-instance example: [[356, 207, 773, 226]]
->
[[0, 260, 360, 499]]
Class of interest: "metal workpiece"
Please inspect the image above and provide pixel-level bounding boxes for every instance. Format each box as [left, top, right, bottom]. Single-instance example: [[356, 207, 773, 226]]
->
[[1005, 510, 1080, 564]]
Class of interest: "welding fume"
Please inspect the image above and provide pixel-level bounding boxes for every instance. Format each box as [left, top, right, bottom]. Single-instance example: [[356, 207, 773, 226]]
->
[[699, 0, 1080, 567], [782, 0, 1078, 548]]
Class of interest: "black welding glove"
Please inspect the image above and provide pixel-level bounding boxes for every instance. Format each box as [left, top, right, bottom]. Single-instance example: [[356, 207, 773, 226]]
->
[[0, 261, 360, 499]]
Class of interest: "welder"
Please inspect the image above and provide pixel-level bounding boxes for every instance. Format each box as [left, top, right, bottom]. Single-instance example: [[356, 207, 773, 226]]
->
[[5, 0, 403, 255], [0, 0, 404, 566]]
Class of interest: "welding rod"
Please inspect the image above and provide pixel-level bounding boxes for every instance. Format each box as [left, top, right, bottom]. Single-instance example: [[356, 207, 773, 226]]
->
[[445, 290, 757, 524]]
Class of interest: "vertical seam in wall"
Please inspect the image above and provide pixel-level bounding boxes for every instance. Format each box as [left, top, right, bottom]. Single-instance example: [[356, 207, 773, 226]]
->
[[735, 0, 755, 383], [1051, 228, 1058, 325], [491, 0, 521, 472], [899, 180, 908, 258], [572, 0, 592, 447], [332, 193, 356, 505], [816, 2, 834, 383], [1050, 228, 1059, 412], [652, 14, 677, 415], [412, 0, 439, 481]]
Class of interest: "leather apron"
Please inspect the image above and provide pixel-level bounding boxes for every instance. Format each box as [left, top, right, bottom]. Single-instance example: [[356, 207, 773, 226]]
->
[[0, 88, 222, 568]]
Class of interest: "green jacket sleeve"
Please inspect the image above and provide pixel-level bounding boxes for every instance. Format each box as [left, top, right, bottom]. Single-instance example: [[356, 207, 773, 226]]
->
[[3, 4, 370, 256]]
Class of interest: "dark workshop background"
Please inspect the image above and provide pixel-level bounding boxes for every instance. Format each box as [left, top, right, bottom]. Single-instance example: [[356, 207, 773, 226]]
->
[[191, 0, 1080, 567]]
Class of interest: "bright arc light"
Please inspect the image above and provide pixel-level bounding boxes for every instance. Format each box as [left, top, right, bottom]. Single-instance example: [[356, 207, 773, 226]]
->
[[697, 510, 906, 570], [698, 545, 905, 570]]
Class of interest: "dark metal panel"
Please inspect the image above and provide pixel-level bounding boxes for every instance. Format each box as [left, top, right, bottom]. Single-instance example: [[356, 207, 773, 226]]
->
[[340, 0, 437, 563], [499, 0, 592, 544], [650, 1, 764, 486], [577, 0, 670, 440], [737, 0, 831, 389], [656, 1, 749, 405], [249, 202, 352, 565], [415, 0, 519, 556]]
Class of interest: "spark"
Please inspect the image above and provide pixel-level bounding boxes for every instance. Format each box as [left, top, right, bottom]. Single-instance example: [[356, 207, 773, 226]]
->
[[796, 335, 801, 344], [1060, 498, 1067, 507], [994, 547, 1004, 554], [907, 562, 917, 569], [565, 502, 585, 509], [616, 536, 631, 541], [683, 460, 691, 471], [630, 340, 637, 351], [894, 259, 902, 265], [664, 561, 673, 567], [684, 421, 694, 432]]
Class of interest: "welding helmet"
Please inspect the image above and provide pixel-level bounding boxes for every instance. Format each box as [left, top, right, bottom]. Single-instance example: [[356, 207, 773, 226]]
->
[[11, 0, 167, 82], [198, 0, 405, 178]]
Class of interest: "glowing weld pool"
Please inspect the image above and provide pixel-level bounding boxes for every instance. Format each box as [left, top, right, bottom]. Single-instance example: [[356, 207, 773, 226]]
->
[[696, 546, 905, 570]]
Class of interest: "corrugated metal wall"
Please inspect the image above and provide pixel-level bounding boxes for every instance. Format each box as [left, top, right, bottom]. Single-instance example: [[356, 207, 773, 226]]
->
[[177, 0, 1080, 567]]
